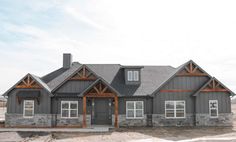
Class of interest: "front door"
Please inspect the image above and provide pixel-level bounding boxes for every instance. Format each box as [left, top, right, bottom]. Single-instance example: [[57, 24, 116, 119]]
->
[[92, 98, 112, 125]]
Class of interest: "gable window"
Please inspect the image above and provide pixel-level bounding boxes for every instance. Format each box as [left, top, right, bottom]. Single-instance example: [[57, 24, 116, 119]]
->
[[209, 100, 218, 118], [127, 71, 139, 81], [126, 101, 144, 119], [61, 101, 78, 118], [165, 101, 185, 118], [23, 100, 34, 118]]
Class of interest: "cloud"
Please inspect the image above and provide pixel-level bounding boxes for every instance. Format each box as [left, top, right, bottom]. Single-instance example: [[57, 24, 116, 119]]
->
[[1, 0, 236, 94]]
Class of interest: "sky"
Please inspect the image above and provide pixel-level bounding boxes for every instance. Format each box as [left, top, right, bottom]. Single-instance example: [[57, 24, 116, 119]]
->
[[0, 0, 236, 94]]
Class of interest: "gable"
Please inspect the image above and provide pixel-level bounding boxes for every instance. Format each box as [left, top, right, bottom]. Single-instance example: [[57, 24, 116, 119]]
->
[[177, 61, 208, 76], [193, 77, 234, 96], [80, 78, 120, 97], [51, 64, 98, 92], [152, 60, 211, 95], [69, 65, 97, 81], [16, 75, 42, 89], [201, 79, 227, 92]]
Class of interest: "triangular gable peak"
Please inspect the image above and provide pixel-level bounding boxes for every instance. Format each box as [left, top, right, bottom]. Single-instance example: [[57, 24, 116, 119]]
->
[[82, 79, 117, 97], [69, 65, 97, 81], [16, 74, 42, 89], [200, 78, 230, 93], [177, 61, 208, 76]]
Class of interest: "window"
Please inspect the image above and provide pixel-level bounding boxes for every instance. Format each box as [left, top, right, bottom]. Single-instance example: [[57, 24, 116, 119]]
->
[[126, 101, 144, 119], [61, 101, 78, 118], [23, 100, 34, 118], [165, 101, 185, 118], [209, 100, 218, 118], [127, 71, 139, 81]]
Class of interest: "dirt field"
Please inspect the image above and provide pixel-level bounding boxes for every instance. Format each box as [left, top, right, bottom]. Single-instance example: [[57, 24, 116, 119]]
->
[[0, 104, 235, 142]]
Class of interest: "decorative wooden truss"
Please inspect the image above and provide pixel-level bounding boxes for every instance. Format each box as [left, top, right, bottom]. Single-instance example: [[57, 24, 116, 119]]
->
[[83, 80, 118, 128], [69, 65, 96, 81], [86, 81, 115, 97], [177, 62, 208, 76], [201, 79, 229, 92], [16, 75, 41, 89]]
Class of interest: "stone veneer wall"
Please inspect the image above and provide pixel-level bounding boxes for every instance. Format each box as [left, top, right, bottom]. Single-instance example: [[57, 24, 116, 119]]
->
[[152, 114, 195, 126], [195, 113, 233, 126], [112, 114, 147, 127], [54, 114, 91, 127], [5, 113, 52, 127]]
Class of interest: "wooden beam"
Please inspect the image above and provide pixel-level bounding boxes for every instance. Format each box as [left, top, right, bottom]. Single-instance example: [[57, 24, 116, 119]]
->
[[86, 93, 115, 98], [93, 86, 100, 94], [114, 96, 118, 128], [201, 89, 229, 92], [83, 66, 86, 78], [190, 62, 193, 73], [176, 73, 208, 76], [15, 86, 41, 89], [160, 89, 193, 93], [83, 96, 87, 128], [192, 66, 198, 73], [101, 86, 108, 94]]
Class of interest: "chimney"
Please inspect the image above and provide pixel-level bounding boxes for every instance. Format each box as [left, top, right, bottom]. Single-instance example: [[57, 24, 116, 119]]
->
[[63, 53, 72, 68]]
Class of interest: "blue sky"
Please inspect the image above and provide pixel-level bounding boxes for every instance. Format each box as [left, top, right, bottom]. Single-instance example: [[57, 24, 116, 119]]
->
[[0, 0, 236, 94]]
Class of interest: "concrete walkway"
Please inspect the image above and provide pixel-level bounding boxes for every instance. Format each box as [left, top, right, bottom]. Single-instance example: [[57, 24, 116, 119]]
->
[[0, 126, 112, 132]]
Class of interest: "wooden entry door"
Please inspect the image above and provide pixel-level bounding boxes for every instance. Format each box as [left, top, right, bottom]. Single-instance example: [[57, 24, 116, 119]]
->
[[92, 98, 112, 125]]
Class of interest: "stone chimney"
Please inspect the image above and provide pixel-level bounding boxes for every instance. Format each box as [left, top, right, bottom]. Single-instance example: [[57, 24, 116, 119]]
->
[[63, 53, 72, 68]]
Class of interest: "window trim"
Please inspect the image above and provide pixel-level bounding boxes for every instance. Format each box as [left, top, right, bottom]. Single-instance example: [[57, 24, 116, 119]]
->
[[209, 100, 218, 118], [133, 71, 139, 81], [165, 100, 186, 119], [127, 71, 133, 81], [61, 101, 78, 119], [127, 70, 139, 82], [23, 100, 34, 118], [126, 101, 144, 119]]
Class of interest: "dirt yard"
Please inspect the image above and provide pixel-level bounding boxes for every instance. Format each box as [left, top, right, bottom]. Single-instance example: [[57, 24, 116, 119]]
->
[[0, 104, 235, 142]]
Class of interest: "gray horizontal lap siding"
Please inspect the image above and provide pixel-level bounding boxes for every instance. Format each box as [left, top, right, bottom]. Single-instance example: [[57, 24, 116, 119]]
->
[[196, 92, 231, 113], [7, 89, 51, 114]]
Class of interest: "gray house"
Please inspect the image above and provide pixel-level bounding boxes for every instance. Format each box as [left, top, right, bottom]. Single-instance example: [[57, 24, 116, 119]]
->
[[3, 53, 234, 128]]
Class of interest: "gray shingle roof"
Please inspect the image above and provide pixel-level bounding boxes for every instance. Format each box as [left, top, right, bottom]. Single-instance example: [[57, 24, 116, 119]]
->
[[44, 62, 177, 96], [47, 63, 83, 91]]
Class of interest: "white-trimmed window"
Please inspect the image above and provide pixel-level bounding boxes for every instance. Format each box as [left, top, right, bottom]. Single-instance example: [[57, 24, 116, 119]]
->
[[127, 71, 139, 81], [61, 101, 78, 118], [209, 100, 218, 118], [165, 101, 185, 118], [126, 101, 144, 119], [23, 100, 34, 118]]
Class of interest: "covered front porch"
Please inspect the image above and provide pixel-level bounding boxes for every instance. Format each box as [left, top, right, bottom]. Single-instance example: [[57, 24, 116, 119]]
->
[[81, 79, 119, 128]]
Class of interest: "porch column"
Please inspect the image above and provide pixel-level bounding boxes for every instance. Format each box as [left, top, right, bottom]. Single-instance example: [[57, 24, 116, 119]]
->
[[114, 96, 118, 128], [83, 96, 87, 128]]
